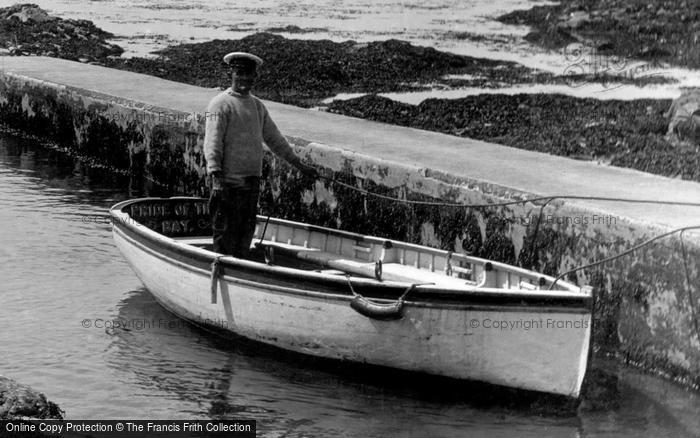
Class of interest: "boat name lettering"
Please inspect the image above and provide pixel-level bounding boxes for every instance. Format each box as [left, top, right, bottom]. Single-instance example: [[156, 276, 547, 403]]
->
[[129, 202, 208, 217], [161, 219, 191, 234]]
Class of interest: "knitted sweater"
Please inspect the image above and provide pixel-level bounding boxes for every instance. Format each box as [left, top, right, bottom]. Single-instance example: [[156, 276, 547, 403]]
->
[[203, 89, 297, 182]]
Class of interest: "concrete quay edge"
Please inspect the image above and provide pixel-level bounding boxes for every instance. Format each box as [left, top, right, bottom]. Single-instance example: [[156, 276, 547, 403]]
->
[[1, 56, 699, 232]]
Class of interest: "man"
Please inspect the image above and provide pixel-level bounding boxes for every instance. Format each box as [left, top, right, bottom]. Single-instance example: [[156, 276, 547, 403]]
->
[[203, 51, 317, 257]]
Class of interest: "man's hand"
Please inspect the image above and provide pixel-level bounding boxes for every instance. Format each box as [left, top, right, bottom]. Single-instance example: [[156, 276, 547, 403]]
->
[[210, 171, 224, 193], [299, 162, 319, 180], [292, 158, 319, 180]]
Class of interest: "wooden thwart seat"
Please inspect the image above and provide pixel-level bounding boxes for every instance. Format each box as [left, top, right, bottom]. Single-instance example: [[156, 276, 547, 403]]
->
[[173, 236, 480, 288], [258, 240, 469, 287]]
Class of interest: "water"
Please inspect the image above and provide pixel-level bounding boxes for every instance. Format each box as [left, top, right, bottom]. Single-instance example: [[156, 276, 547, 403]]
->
[[5, 0, 544, 58], [6, 0, 700, 100], [326, 83, 685, 106], [1, 132, 699, 436]]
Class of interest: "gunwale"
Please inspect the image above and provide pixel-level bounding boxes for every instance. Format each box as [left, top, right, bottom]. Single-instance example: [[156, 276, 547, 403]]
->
[[110, 197, 592, 312]]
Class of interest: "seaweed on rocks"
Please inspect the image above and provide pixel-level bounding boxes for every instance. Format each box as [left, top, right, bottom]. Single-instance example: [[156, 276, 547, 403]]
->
[[334, 94, 420, 126], [328, 94, 700, 182], [499, 0, 700, 69], [103, 33, 545, 107], [0, 3, 123, 61], [101, 32, 672, 106], [265, 25, 328, 34]]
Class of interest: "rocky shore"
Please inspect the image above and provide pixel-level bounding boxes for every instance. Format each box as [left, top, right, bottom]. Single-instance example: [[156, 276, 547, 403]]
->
[[0, 3, 122, 62], [499, 0, 700, 68], [1, 3, 697, 183], [0, 376, 63, 420], [102, 32, 557, 107]]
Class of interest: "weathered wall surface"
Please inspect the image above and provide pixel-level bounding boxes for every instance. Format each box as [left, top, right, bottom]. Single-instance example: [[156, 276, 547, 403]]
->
[[1, 66, 699, 389]]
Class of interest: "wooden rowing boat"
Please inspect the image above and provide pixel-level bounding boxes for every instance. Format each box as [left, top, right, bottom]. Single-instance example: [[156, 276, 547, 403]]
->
[[110, 197, 592, 397]]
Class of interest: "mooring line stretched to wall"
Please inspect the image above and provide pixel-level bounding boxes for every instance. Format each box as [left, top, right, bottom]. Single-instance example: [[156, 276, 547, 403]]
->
[[318, 174, 700, 209], [317, 173, 700, 335], [317, 173, 700, 274], [544, 224, 700, 339], [547, 225, 700, 289]]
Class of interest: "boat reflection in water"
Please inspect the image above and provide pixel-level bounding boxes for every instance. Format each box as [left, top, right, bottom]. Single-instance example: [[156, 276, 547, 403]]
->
[[104, 289, 697, 438], [106, 289, 580, 435]]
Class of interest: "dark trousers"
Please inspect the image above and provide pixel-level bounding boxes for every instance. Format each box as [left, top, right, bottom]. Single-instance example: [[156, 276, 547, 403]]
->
[[209, 177, 260, 258]]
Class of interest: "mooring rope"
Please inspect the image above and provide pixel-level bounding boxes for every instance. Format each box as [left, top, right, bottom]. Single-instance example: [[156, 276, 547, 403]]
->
[[318, 173, 700, 329], [548, 225, 700, 289], [318, 174, 700, 209], [318, 173, 700, 268], [318, 176, 700, 267]]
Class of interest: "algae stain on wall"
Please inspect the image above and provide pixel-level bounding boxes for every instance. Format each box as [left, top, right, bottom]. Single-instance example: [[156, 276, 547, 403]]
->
[[0, 76, 211, 196]]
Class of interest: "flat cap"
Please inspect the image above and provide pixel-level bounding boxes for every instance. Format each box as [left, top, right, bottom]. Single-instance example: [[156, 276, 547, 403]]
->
[[223, 52, 264, 67]]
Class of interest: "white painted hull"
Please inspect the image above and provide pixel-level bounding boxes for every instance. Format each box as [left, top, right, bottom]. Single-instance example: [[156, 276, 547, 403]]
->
[[113, 225, 591, 397]]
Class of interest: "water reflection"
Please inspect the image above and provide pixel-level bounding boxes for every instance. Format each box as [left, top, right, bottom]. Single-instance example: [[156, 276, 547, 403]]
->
[[107, 289, 586, 437], [0, 132, 132, 201], [0, 129, 174, 200], [105, 288, 695, 438]]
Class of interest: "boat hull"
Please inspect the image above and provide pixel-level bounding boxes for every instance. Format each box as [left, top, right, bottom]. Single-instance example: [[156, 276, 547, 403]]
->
[[113, 223, 591, 397]]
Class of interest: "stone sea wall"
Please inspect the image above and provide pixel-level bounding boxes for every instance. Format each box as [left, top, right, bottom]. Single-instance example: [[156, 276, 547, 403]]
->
[[1, 67, 699, 390]]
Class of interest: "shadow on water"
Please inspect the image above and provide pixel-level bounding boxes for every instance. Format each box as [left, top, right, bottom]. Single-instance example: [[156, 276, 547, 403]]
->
[[0, 128, 173, 204], [0, 131, 131, 201], [106, 289, 700, 438]]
